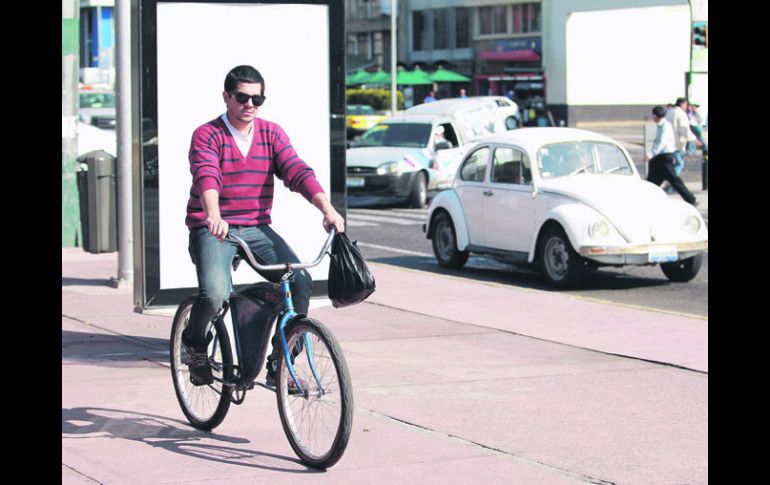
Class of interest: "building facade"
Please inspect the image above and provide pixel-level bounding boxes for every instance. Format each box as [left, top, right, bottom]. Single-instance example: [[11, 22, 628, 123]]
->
[[79, 0, 703, 125], [79, 0, 115, 85], [347, 0, 703, 125], [345, 0, 394, 69]]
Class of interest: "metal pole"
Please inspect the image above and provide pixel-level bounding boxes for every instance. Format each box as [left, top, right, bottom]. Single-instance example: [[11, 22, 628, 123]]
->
[[390, 0, 397, 116], [62, 0, 80, 247], [110, 0, 134, 287], [642, 119, 648, 178]]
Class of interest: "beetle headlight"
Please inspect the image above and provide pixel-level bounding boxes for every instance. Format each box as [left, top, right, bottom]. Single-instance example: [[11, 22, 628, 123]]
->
[[683, 215, 701, 234], [589, 220, 610, 240], [377, 161, 400, 175]]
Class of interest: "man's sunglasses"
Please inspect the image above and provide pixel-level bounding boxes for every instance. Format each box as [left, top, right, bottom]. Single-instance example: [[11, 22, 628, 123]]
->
[[230, 92, 266, 106]]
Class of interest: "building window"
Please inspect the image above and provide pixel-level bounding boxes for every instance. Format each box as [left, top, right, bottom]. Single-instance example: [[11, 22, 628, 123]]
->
[[357, 32, 371, 58], [479, 6, 507, 35], [434, 9, 449, 50], [513, 3, 541, 34], [413, 10, 428, 51], [456, 7, 470, 48], [346, 33, 357, 56]]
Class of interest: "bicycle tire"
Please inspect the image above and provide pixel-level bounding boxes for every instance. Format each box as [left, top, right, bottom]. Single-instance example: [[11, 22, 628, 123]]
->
[[276, 317, 354, 469], [170, 297, 233, 430]]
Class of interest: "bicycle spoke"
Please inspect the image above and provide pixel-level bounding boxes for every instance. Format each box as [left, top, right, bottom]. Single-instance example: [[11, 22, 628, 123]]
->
[[277, 319, 352, 468]]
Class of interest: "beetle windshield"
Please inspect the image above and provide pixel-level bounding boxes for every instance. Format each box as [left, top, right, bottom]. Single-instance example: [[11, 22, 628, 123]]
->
[[355, 123, 432, 148], [537, 141, 634, 179]]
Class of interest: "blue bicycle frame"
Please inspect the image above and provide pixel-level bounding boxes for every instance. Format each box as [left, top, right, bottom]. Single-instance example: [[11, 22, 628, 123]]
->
[[277, 273, 325, 394], [228, 228, 336, 396]]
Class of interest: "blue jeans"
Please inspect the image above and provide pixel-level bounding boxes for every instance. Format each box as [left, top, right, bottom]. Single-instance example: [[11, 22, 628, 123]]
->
[[184, 225, 312, 348], [673, 150, 685, 176]]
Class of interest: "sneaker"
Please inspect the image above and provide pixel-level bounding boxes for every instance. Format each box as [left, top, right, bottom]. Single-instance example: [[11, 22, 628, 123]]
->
[[265, 366, 307, 394], [691, 197, 700, 207], [181, 334, 213, 386]]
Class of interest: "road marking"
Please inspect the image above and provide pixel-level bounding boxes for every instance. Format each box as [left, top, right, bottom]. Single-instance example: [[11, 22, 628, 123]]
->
[[348, 208, 427, 221], [347, 220, 378, 227], [357, 242, 433, 257], [347, 213, 423, 225]]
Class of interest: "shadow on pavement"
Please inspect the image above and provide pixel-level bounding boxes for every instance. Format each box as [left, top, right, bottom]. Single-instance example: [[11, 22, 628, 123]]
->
[[62, 407, 320, 474], [369, 255, 671, 292], [62, 277, 113, 287], [62, 330, 169, 366]]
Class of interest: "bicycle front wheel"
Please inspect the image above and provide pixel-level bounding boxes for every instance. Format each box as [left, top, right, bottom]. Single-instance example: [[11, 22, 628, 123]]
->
[[170, 297, 233, 430], [276, 318, 354, 469]]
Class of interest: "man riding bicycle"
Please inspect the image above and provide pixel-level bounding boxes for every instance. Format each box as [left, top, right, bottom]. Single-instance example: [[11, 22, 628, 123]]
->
[[182, 65, 345, 386]]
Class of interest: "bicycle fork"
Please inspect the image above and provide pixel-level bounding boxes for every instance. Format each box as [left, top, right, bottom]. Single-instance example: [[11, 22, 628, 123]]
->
[[279, 271, 325, 396]]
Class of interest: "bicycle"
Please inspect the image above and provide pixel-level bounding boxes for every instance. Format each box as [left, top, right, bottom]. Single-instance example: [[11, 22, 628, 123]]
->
[[169, 228, 354, 469]]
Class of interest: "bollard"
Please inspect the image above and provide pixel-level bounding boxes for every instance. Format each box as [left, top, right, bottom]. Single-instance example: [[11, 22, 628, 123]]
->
[[702, 154, 708, 190]]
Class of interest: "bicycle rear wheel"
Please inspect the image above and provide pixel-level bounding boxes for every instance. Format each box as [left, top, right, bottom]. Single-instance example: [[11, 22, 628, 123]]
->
[[276, 318, 353, 469], [170, 297, 233, 430]]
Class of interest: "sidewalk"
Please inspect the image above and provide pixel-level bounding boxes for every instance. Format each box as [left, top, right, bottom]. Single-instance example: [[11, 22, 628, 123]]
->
[[62, 249, 707, 484]]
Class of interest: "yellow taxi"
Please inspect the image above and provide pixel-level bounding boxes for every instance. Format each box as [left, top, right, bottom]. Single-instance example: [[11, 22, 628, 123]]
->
[[346, 104, 387, 139]]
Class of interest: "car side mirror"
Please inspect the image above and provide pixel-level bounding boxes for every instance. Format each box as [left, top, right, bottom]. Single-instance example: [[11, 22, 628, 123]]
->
[[435, 140, 452, 151]]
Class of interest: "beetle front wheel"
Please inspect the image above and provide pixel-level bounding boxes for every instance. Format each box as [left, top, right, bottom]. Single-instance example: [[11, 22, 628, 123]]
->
[[539, 226, 585, 288]]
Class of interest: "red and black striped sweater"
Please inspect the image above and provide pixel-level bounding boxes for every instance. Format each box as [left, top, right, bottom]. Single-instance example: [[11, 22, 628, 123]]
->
[[185, 116, 324, 228]]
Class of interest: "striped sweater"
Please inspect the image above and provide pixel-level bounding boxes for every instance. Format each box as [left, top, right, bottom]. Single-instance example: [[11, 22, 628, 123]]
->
[[185, 116, 324, 228]]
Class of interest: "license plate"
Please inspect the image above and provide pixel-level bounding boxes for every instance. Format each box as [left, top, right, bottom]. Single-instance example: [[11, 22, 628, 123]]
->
[[346, 177, 365, 188], [648, 245, 678, 263]]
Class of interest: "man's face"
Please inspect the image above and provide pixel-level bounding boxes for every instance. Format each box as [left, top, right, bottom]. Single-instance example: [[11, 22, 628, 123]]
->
[[223, 81, 263, 125]]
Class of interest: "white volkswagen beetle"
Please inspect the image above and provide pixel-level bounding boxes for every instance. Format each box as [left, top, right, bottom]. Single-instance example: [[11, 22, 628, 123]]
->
[[423, 128, 708, 287]]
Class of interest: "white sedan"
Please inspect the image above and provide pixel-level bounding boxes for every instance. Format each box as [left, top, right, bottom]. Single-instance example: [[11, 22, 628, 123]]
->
[[423, 128, 708, 287]]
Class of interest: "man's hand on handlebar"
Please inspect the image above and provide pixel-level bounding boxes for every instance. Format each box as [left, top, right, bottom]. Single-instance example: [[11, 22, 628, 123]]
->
[[207, 215, 229, 242], [323, 208, 345, 234]]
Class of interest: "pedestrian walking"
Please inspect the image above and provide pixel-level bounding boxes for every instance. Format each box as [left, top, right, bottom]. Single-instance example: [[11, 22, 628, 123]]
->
[[665, 97, 699, 176], [646, 106, 699, 206], [687, 103, 707, 156]]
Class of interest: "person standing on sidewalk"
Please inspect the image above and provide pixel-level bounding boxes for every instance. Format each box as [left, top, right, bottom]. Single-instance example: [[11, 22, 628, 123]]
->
[[182, 64, 345, 386], [665, 97, 699, 176], [645, 106, 699, 206], [687, 103, 708, 156]]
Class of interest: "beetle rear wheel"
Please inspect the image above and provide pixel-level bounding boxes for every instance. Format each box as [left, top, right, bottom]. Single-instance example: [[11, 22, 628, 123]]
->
[[431, 212, 469, 268]]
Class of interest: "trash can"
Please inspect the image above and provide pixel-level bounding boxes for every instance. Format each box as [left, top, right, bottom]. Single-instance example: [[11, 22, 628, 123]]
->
[[76, 150, 118, 253]]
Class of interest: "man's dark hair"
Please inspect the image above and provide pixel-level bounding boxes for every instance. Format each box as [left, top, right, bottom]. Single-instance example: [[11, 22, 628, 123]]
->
[[675, 97, 687, 106], [652, 106, 666, 118], [224, 65, 265, 94]]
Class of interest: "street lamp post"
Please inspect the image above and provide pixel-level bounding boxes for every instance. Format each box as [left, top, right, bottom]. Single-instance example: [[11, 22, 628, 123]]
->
[[390, 0, 397, 116]]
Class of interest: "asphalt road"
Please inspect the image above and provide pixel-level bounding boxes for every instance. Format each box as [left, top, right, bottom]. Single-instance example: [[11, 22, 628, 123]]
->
[[345, 206, 708, 319]]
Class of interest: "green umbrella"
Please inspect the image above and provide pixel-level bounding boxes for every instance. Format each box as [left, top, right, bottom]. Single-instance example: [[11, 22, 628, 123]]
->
[[396, 67, 433, 85], [428, 66, 471, 83], [366, 68, 391, 85], [346, 69, 371, 86]]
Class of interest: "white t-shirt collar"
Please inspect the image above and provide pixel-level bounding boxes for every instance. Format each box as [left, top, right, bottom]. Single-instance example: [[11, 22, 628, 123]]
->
[[221, 113, 253, 157]]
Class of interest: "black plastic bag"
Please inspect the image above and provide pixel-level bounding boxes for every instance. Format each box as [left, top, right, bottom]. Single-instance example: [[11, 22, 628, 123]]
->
[[328, 232, 376, 308]]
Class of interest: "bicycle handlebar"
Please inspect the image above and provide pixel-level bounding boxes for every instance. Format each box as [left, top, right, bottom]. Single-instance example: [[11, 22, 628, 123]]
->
[[226, 227, 336, 272]]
